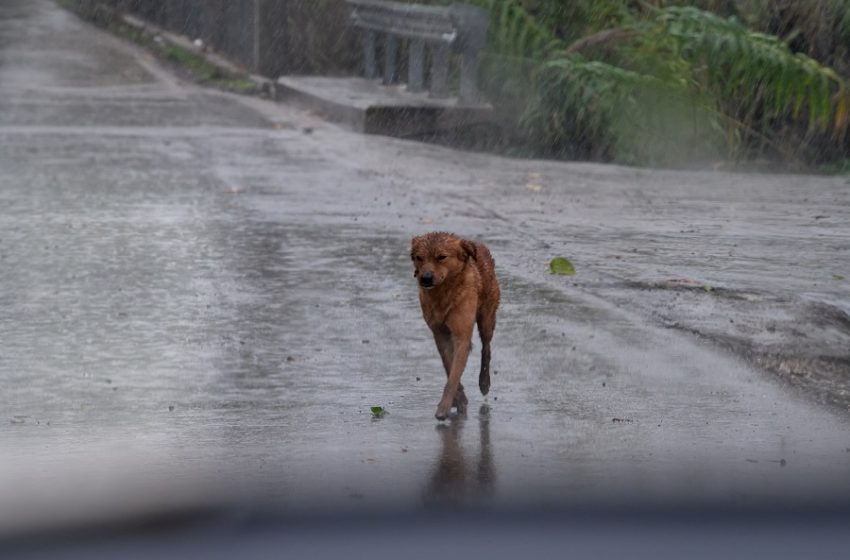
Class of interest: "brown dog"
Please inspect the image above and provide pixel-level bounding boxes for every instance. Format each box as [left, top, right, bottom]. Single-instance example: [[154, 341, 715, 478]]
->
[[410, 232, 500, 420]]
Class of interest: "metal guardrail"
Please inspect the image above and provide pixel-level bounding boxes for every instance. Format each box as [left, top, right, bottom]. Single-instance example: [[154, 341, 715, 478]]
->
[[347, 0, 488, 103]]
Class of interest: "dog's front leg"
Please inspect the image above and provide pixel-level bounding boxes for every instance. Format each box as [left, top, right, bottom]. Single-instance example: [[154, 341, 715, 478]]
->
[[435, 335, 470, 420], [435, 303, 476, 420], [431, 326, 467, 414], [430, 325, 453, 376]]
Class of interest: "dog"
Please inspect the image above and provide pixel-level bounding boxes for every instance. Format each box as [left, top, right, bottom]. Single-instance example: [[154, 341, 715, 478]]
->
[[410, 232, 500, 420]]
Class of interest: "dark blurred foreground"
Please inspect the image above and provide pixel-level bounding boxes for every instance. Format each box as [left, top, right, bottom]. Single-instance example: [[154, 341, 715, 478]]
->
[[5, 504, 850, 560]]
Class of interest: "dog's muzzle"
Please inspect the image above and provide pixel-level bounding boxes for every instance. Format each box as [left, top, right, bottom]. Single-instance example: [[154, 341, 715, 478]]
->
[[419, 271, 434, 288]]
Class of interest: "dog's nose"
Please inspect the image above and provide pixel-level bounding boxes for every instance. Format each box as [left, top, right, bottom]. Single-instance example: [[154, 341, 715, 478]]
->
[[420, 271, 434, 287]]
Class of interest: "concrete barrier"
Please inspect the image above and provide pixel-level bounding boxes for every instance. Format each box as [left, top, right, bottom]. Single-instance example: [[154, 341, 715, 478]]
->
[[347, 0, 488, 103]]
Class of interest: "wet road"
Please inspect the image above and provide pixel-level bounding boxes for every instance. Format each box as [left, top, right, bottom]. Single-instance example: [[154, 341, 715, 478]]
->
[[2, 0, 850, 539]]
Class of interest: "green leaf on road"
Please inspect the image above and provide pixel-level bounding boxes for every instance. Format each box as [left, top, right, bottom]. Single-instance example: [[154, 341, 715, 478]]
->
[[370, 406, 386, 418], [549, 257, 576, 276]]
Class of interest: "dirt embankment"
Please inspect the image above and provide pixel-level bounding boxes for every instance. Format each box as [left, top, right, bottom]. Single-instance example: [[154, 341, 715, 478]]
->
[[604, 280, 850, 413]]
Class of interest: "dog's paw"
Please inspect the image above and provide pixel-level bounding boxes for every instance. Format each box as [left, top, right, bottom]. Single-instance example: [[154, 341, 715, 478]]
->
[[455, 399, 468, 415], [479, 373, 490, 396], [453, 391, 468, 415], [435, 402, 451, 421]]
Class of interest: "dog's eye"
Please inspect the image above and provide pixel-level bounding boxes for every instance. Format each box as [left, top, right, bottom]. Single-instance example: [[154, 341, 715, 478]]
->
[[415, 256, 424, 262], [437, 255, 448, 262]]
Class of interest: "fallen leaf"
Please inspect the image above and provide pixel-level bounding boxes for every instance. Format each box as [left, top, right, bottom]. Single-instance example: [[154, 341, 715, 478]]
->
[[370, 406, 386, 418], [549, 257, 575, 276], [526, 183, 544, 192]]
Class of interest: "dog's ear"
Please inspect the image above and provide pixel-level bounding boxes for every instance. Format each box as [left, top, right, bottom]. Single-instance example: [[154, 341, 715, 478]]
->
[[460, 239, 478, 262], [410, 237, 421, 277], [410, 236, 422, 261]]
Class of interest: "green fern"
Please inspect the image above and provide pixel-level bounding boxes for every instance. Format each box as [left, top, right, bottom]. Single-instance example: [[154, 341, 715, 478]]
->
[[468, 0, 849, 165], [468, 0, 563, 59], [466, 0, 563, 127], [526, 55, 719, 164], [657, 6, 844, 132]]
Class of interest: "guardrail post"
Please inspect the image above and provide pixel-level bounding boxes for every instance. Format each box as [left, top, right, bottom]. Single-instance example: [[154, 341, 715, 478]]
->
[[408, 38, 425, 92], [450, 3, 488, 104], [429, 43, 450, 98], [383, 35, 399, 84], [459, 50, 480, 103], [364, 30, 378, 79], [348, 0, 488, 102]]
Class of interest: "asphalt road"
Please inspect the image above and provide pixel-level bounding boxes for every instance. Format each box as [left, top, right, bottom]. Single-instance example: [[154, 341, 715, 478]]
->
[[2, 1, 850, 555]]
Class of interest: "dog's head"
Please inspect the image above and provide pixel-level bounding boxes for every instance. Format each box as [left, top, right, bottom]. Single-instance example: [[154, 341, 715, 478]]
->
[[410, 232, 477, 290]]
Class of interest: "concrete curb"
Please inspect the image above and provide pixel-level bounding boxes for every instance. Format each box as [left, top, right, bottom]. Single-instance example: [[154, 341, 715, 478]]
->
[[118, 13, 278, 99], [276, 76, 493, 137]]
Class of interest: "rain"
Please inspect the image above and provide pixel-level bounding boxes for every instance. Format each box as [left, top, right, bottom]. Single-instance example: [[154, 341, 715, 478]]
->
[[1, 1, 849, 558]]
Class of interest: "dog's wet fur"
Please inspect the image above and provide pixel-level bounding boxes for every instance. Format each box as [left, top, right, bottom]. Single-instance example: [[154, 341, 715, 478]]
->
[[411, 232, 500, 420]]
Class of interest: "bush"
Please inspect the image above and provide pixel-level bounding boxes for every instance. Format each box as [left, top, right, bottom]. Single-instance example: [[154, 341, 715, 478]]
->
[[470, 0, 850, 169]]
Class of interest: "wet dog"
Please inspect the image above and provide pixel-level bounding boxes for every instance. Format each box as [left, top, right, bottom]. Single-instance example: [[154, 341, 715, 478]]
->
[[410, 232, 500, 420]]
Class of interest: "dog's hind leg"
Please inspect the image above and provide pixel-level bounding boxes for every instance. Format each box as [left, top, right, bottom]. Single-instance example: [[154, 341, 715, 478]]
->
[[477, 306, 496, 396]]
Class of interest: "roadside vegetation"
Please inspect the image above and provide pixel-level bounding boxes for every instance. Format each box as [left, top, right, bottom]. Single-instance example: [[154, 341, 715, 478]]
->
[[463, 0, 850, 170], [61, 0, 850, 171], [57, 0, 256, 94]]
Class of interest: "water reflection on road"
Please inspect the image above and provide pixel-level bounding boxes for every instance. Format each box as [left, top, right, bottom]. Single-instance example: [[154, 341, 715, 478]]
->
[[424, 405, 494, 506]]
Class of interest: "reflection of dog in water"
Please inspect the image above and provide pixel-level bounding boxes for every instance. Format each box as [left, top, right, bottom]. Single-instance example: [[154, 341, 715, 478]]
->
[[424, 405, 494, 506]]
